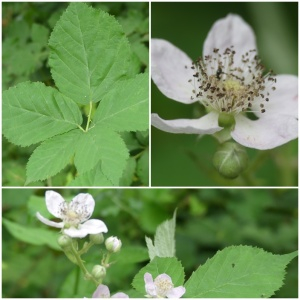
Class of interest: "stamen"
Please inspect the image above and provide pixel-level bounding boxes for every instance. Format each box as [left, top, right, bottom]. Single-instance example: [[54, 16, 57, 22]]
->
[[189, 46, 276, 115]]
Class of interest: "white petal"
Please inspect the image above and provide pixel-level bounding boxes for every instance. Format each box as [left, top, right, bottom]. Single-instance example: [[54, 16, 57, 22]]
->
[[63, 219, 108, 238], [92, 284, 110, 298], [167, 286, 186, 298], [151, 38, 197, 104], [144, 273, 156, 297], [151, 112, 222, 134], [36, 212, 64, 228], [203, 14, 256, 60], [70, 193, 95, 221], [111, 292, 129, 298], [45, 190, 66, 218], [254, 74, 298, 118], [80, 219, 108, 234], [231, 114, 298, 150]]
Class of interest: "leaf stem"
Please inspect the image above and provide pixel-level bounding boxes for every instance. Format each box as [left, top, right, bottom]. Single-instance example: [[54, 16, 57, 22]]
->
[[77, 125, 85, 132], [85, 101, 93, 132]]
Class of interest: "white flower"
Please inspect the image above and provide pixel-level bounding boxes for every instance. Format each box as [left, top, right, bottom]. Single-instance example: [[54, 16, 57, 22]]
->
[[144, 272, 185, 298], [36, 191, 108, 238], [92, 284, 129, 298], [151, 14, 298, 150]]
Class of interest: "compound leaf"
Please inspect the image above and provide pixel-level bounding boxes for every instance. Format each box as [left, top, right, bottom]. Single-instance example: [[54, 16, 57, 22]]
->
[[26, 129, 81, 184], [184, 245, 298, 298], [132, 257, 185, 294], [74, 126, 129, 185], [94, 73, 149, 131], [49, 2, 132, 105], [3, 81, 82, 147]]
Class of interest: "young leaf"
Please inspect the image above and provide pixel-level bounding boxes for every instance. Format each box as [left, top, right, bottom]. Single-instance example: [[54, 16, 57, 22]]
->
[[3, 218, 60, 251], [132, 257, 185, 294], [49, 2, 132, 105], [184, 245, 298, 298], [93, 73, 149, 131], [145, 210, 176, 260], [2, 82, 82, 146], [26, 129, 81, 183], [74, 126, 129, 185]]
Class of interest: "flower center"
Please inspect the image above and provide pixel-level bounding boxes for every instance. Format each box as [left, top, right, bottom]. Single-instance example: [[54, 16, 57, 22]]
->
[[188, 47, 276, 115], [155, 277, 173, 297]]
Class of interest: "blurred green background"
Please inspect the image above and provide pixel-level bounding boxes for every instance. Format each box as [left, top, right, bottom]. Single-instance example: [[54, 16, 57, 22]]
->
[[2, 2, 149, 186], [151, 2, 298, 186], [2, 188, 298, 297]]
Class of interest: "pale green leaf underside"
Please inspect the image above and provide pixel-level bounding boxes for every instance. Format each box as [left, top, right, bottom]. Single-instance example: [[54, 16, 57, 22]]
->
[[94, 73, 149, 131], [2, 82, 82, 146], [49, 2, 132, 105], [75, 126, 129, 185], [184, 245, 298, 298], [132, 257, 185, 294], [26, 129, 81, 183], [146, 210, 176, 260], [68, 162, 113, 186], [3, 218, 60, 251]]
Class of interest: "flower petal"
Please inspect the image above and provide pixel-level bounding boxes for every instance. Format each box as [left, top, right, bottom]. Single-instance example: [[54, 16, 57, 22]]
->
[[152, 112, 222, 134], [64, 219, 108, 238], [203, 14, 256, 60], [70, 193, 95, 221], [45, 190, 66, 218], [92, 284, 110, 298], [144, 273, 156, 297], [167, 286, 186, 298], [111, 292, 129, 298], [231, 114, 298, 150], [151, 38, 197, 104], [254, 74, 298, 118], [80, 219, 108, 234], [36, 212, 64, 228]]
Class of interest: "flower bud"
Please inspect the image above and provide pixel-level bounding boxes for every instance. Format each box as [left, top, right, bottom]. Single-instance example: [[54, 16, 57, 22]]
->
[[105, 236, 122, 253], [213, 142, 248, 179], [89, 233, 104, 244], [92, 265, 106, 280], [57, 235, 72, 249]]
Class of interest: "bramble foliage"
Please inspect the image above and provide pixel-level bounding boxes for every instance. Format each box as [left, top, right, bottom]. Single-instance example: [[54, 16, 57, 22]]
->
[[2, 189, 298, 298], [2, 2, 149, 186]]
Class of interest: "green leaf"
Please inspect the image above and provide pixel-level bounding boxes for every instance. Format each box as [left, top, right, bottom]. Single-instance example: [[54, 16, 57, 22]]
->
[[31, 23, 49, 45], [75, 126, 129, 185], [49, 2, 132, 105], [184, 245, 298, 298], [3, 81, 82, 146], [137, 148, 149, 185], [68, 163, 113, 186], [114, 246, 149, 264], [26, 129, 81, 184], [119, 157, 137, 186], [3, 218, 60, 251], [93, 73, 149, 131], [145, 210, 176, 260], [132, 257, 185, 294]]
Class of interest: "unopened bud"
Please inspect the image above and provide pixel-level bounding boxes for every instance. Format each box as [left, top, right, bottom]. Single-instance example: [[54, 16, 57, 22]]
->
[[213, 142, 248, 179], [58, 235, 72, 249], [105, 236, 122, 253], [92, 265, 106, 280], [89, 233, 104, 244]]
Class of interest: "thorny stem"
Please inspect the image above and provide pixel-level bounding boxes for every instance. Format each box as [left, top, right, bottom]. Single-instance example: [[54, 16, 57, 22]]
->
[[85, 101, 93, 132], [70, 239, 100, 286]]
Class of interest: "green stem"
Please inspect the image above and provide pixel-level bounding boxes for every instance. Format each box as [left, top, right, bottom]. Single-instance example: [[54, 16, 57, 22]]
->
[[74, 265, 80, 296], [78, 241, 94, 256], [70, 240, 99, 286], [77, 125, 85, 132], [85, 101, 93, 132]]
